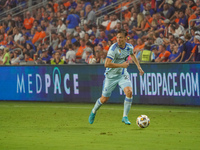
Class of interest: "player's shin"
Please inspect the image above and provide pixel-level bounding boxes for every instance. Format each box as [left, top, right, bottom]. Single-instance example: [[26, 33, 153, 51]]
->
[[92, 98, 102, 113], [123, 97, 133, 117]]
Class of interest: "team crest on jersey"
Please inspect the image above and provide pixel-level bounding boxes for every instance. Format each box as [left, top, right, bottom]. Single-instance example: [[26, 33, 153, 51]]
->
[[118, 49, 121, 54]]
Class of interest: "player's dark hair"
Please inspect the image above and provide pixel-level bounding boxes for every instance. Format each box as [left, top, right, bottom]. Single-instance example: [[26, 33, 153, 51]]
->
[[117, 29, 127, 37]]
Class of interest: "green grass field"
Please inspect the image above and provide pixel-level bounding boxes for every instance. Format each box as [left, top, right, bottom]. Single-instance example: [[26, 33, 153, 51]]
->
[[0, 101, 200, 150]]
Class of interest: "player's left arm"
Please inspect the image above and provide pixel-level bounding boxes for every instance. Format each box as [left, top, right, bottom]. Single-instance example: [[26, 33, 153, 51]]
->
[[130, 54, 144, 76]]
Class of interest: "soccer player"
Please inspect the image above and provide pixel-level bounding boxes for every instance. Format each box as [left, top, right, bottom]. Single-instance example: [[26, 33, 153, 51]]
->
[[88, 29, 144, 125]]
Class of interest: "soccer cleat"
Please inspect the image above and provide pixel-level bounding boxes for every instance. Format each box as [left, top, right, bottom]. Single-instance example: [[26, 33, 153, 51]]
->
[[88, 111, 96, 124], [122, 116, 131, 125]]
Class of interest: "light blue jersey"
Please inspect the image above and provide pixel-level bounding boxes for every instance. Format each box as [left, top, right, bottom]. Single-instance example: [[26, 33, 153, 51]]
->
[[105, 42, 134, 78]]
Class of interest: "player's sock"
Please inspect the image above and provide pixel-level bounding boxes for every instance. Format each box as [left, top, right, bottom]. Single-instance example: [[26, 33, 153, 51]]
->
[[123, 97, 133, 117], [92, 98, 102, 113]]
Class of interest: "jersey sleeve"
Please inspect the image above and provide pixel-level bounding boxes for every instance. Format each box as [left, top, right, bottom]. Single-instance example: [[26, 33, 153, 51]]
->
[[106, 44, 117, 60], [129, 44, 134, 55]]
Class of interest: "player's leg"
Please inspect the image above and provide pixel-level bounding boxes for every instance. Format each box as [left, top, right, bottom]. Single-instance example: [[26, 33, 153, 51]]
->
[[92, 95, 109, 114], [89, 77, 118, 124], [88, 96, 109, 124], [119, 75, 133, 125], [123, 86, 133, 117]]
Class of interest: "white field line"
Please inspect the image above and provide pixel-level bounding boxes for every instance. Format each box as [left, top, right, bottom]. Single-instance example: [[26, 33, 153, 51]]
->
[[0, 104, 199, 113]]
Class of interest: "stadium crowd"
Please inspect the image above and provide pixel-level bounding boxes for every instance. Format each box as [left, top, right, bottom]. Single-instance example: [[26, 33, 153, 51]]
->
[[0, 0, 200, 65]]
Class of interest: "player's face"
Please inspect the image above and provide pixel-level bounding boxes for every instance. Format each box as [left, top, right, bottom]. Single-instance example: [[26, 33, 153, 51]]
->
[[117, 33, 126, 48]]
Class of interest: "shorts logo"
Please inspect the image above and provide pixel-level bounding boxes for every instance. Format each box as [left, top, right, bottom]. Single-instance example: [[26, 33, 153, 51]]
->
[[124, 75, 129, 80]]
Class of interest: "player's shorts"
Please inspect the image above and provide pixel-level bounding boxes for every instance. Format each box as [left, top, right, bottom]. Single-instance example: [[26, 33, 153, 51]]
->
[[102, 73, 132, 97]]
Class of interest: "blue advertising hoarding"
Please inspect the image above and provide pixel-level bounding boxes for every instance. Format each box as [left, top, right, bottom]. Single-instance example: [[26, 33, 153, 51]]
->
[[0, 63, 200, 105]]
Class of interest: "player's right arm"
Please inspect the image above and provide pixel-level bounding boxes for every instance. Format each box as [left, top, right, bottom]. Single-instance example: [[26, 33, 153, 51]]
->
[[104, 58, 129, 68]]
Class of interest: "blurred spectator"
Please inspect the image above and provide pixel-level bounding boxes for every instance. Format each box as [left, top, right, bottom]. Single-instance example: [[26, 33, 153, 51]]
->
[[115, 22, 122, 32], [186, 35, 200, 62], [169, 24, 179, 38], [155, 44, 171, 62], [76, 38, 86, 61], [89, 33, 99, 46], [85, 33, 91, 43], [123, 23, 129, 32], [132, 13, 145, 37], [29, 27, 35, 41], [99, 30, 108, 42], [174, 0, 187, 11], [1, 47, 10, 65], [94, 50, 100, 63], [83, 24, 92, 35], [32, 26, 46, 46], [133, 38, 145, 53], [57, 33, 66, 48], [122, 6, 131, 22], [51, 51, 66, 64], [165, 0, 175, 19], [43, 41, 54, 56], [165, 34, 175, 53], [85, 47, 94, 64], [13, 27, 22, 43], [178, 10, 188, 28], [195, 7, 200, 26], [24, 51, 34, 62], [10, 49, 20, 65], [152, 46, 159, 59], [100, 50, 107, 64], [101, 40, 109, 51], [0, 33, 7, 46], [74, 26, 85, 38], [14, 15, 23, 28], [106, 14, 120, 31], [188, 0, 197, 11], [136, 44, 155, 62], [79, 10, 86, 29], [85, 4, 96, 25], [51, 31, 59, 50], [66, 8, 80, 35], [180, 33, 193, 62], [168, 44, 179, 62], [23, 11, 35, 30], [66, 43, 76, 64], [57, 19, 67, 35], [44, 19, 54, 36], [91, 24, 100, 38], [41, 49, 52, 64], [129, 12, 137, 29], [171, 36, 185, 62], [101, 15, 110, 28], [145, 3, 155, 16]]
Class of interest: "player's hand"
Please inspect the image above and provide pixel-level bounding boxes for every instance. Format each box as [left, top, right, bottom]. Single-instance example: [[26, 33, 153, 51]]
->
[[138, 67, 144, 76], [121, 61, 129, 68]]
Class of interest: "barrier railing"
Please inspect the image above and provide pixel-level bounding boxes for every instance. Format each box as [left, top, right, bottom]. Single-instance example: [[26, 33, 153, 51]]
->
[[95, 0, 124, 16], [189, 18, 200, 33], [0, 0, 48, 22], [96, 0, 140, 25]]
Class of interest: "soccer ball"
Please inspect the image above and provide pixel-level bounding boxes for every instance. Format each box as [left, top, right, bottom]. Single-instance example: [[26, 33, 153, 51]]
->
[[136, 115, 150, 128]]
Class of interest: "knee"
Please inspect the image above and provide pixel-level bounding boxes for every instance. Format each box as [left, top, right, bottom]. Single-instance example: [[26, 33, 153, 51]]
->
[[100, 96, 109, 104], [125, 89, 132, 98]]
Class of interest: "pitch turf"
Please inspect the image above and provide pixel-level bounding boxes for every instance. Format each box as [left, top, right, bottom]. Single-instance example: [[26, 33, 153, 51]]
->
[[0, 101, 200, 150]]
